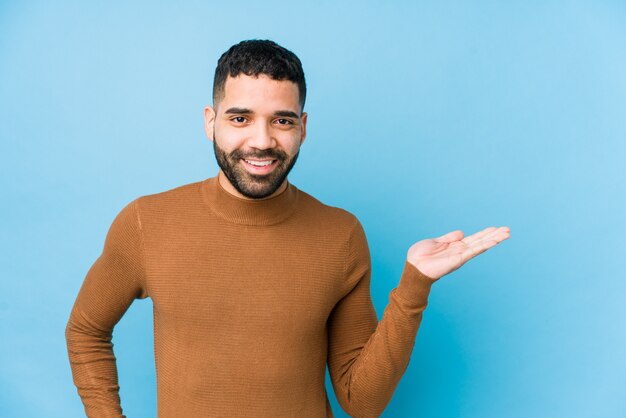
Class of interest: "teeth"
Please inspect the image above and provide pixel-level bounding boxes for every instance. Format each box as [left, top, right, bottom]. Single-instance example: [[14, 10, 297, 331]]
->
[[245, 160, 273, 167]]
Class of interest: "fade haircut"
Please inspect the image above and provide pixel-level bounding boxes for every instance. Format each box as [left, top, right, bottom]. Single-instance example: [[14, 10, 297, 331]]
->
[[212, 39, 307, 112]]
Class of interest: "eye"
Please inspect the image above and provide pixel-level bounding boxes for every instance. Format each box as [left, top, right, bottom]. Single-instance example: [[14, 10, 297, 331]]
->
[[231, 116, 247, 124], [276, 118, 293, 125]]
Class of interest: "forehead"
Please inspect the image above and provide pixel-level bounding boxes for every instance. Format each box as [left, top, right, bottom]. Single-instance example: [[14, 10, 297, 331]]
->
[[220, 74, 301, 113]]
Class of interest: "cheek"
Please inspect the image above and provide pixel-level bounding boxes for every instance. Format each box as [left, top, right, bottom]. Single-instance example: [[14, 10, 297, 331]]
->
[[215, 125, 248, 150], [277, 132, 303, 155]]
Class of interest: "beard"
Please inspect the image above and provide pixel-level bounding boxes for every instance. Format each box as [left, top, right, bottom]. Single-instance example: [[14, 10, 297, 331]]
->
[[212, 135, 300, 199]]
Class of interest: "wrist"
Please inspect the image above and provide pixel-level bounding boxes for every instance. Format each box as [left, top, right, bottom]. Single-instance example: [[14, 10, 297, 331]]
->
[[395, 260, 436, 308]]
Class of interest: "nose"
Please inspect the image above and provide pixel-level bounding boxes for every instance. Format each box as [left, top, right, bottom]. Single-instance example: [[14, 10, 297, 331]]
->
[[246, 121, 275, 150]]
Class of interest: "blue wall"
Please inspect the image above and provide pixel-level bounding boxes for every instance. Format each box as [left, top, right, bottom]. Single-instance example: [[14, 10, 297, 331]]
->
[[1, 1, 625, 416]]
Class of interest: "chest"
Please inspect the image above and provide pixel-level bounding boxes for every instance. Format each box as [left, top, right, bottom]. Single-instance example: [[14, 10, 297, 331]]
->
[[143, 222, 347, 338]]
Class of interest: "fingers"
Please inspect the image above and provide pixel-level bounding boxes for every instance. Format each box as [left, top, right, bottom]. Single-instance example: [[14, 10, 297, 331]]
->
[[462, 227, 510, 261], [462, 239, 498, 261], [462, 226, 497, 244], [463, 226, 509, 245], [488, 227, 510, 244]]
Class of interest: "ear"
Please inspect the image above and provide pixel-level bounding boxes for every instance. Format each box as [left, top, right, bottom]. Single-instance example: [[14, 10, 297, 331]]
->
[[204, 106, 216, 141], [300, 112, 308, 145]]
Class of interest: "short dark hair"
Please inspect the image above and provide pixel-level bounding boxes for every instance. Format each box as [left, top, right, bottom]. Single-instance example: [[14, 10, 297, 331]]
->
[[213, 39, 306, 111]]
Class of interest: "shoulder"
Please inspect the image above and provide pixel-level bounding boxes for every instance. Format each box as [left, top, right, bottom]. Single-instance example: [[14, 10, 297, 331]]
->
[[107, 179, 207, 230], [294, 187, 363, 233], [295, 189, 371, 289], [135, 178, 203, 207], [124, 178, 205, 218]]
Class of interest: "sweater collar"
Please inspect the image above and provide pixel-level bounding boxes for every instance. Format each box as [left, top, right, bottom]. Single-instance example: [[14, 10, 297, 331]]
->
[[200, 175, 299, 225]]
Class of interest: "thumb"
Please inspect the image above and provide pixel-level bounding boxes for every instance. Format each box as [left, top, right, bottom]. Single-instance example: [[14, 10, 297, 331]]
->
[[435, 230, 464, 243]]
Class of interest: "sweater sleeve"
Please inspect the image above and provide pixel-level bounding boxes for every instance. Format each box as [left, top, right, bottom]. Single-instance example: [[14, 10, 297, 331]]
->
[[327, 218, 435, 418], [65, 199, 148, 418]]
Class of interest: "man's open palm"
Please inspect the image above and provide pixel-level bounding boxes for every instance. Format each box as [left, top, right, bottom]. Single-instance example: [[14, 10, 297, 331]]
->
[[407, 226, 510, 280]]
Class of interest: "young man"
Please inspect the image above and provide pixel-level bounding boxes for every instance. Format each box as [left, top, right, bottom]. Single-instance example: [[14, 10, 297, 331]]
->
[[66, 40, 510, 417]]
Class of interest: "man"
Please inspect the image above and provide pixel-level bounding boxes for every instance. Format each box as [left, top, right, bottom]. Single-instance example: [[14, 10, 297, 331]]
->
[[66, 39, 510, 417]]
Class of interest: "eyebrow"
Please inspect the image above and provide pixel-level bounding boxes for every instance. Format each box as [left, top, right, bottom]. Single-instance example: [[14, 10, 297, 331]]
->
[[223, 107, 300, 119], [273, 110, 300, 119], [224, 107, 253, 115]]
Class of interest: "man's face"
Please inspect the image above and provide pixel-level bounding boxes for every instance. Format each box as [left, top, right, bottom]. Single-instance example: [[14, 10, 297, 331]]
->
[[204, 74, 307, 199]]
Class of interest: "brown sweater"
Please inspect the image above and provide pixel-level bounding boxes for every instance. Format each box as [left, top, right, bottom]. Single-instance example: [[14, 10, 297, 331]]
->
[[66, 176, 435, 418]]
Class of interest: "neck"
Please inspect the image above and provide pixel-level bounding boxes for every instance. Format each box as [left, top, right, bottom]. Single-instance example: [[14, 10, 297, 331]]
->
[[217, 170, 288, 200], [201, 175, 299, 225]]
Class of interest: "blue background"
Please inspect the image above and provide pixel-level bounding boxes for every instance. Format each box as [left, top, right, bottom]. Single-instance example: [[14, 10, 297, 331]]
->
[[1, 1, 625, 417]]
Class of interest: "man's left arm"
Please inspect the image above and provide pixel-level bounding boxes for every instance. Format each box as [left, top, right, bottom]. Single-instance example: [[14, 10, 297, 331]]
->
[[327, 219, 509, 417]]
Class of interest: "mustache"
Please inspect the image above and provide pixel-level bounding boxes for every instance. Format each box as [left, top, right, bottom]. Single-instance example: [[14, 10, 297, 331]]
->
[[212, 129, 288, 161], [229, 148, 288, 161]]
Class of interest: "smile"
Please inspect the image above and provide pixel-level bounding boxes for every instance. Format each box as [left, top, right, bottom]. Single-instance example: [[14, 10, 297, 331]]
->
[[244, 159, 275, 167], [241, 158, 279, 175]]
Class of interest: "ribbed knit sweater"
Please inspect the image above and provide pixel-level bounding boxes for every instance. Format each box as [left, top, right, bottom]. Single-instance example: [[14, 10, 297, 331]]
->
[[65, 176, 435, 418]]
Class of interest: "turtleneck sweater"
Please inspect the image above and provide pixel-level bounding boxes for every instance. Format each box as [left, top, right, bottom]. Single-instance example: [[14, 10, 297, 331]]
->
[[65, 176, 435, 418]]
